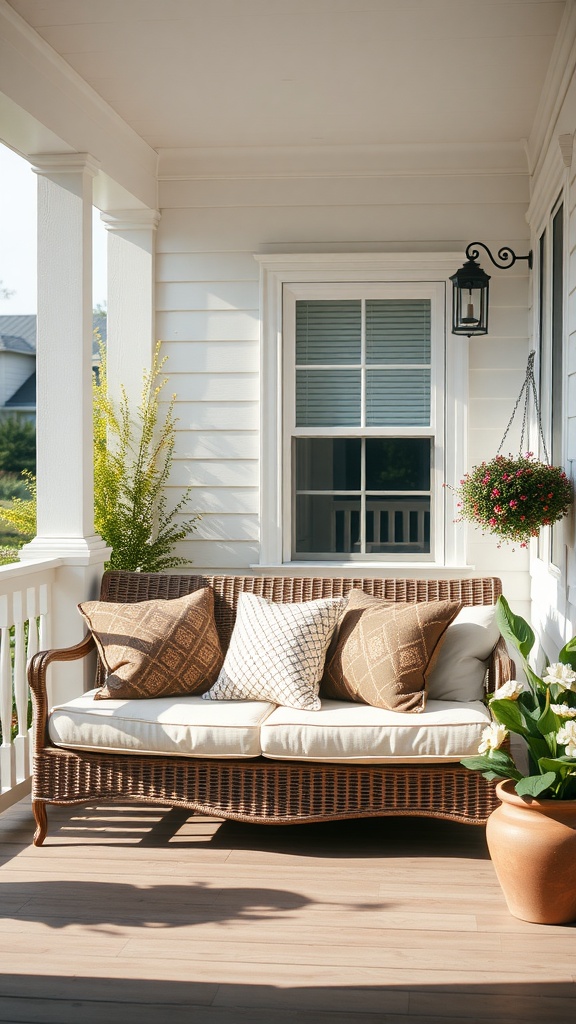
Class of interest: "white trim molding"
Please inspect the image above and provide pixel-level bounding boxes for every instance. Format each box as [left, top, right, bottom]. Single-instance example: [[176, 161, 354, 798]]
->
[[255, 253, 469, 571]]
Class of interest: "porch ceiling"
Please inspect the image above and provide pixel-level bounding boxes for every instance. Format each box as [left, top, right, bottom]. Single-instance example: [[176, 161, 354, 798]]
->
[[5, 0, 567, 159]]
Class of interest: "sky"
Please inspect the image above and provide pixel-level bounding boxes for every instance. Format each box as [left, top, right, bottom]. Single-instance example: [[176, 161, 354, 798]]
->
[[0, 143, 108, 316]]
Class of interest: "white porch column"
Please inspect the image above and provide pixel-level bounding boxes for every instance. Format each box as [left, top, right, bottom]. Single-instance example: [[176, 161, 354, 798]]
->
[[20, 154, 110, 702], [101, 209, 160, 409]]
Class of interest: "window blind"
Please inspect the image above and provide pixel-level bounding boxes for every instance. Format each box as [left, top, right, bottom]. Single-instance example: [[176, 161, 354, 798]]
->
[[295, 298, 431, 427], [366, 299, 431, 364], [296, 300, 361, 364], [366, 369, 431, 426], [296, 369, 361, 426]]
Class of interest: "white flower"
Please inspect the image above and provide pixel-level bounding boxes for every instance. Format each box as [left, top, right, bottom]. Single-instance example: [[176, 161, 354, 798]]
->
[[478, 722, 508, 754], [557, 721, 576, 757], [543, 663, 576, 691], [550, 704, 576, 718], [491, 680, 524, 701]]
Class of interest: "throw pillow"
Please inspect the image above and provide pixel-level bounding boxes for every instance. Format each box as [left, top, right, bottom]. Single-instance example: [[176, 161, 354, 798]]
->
[[322, 590, 461, 712], [79, 587, 224, 700], [425, 605, 502, 701], [202, 591, 346, 711]]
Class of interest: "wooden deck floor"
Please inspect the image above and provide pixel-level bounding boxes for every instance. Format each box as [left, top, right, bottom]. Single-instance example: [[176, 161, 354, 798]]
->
[[0, 798, 575, 1024]]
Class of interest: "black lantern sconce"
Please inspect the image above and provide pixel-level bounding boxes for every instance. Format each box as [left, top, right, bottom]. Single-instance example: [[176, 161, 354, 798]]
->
[[450, 243, 533, 338]]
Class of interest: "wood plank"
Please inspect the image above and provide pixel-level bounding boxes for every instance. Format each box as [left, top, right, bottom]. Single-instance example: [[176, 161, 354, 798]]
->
[[1, 799, 576, 1023]]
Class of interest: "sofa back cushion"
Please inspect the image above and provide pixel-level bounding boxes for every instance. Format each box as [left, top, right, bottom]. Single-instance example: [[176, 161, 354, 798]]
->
[[425, 605, 502, 701]]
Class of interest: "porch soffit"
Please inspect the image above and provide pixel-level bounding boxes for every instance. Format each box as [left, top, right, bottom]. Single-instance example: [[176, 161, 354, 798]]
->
[[1, 0, 568, 184]]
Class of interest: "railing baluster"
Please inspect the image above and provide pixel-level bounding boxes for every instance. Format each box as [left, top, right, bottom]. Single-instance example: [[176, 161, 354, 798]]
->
[[0, 593, 15, 795], [0, 562, 57, 807], [12, 591, 29, 783]]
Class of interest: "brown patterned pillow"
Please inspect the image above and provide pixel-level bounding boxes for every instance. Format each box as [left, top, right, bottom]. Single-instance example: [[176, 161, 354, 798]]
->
[[79, 587, 224, 700], [321, 590, 461, 712]]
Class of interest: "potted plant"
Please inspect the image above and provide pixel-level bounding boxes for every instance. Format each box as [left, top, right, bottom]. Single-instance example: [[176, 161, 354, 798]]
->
[[453, 452, 572, 547], [462, 595, 576, 923]]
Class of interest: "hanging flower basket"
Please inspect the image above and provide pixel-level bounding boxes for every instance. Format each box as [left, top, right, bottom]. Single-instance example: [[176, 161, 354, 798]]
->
[[455, 452, 572, 547]]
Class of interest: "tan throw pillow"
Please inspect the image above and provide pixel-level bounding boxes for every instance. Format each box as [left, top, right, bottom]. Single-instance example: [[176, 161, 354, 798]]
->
[[79, 587, 224, 700], [322, 590, 461, 712]]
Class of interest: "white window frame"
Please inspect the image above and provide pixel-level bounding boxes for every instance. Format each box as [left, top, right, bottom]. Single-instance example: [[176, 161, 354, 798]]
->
[[533, 193, 568, 584], [284, 282, 443, 563], [255, 254, 469, 571]]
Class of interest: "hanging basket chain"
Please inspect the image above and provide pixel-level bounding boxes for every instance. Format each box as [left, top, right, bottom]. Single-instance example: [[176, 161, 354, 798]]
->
[[496, 350, 550, 464]]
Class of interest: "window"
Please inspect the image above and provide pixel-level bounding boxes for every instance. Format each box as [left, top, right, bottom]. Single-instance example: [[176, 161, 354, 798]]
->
[[283, 281, 446, 563], [537, 198, 565, 570], [257, 255, 467, 569]]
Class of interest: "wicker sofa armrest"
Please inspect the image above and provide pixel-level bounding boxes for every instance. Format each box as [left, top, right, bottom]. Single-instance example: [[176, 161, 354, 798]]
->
[[28, 634, 96, 750], [488, 635, 515, 693]]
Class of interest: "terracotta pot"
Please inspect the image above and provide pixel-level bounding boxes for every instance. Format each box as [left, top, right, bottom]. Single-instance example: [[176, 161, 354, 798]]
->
[[486, 779, 576, 924]]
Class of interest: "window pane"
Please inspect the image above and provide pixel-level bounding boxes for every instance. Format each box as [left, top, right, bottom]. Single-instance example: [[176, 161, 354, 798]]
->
[[366, 438, 431, 490], [366, 299, 431, 364], [551, 204, 564, 568], [296, 300, 361, 364], [366, 369, 430, 426], [366, 496, 430, 554], [295, 438, 361, 490], [295, 494, 361, 554], [296, 368, 361, 426]]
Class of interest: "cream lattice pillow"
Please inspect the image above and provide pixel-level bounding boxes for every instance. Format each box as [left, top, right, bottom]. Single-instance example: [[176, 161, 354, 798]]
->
[[202, 592, 346, 710]]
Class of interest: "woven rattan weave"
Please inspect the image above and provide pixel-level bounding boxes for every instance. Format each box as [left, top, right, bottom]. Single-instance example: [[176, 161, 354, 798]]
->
[[28, 573, 512, 845]]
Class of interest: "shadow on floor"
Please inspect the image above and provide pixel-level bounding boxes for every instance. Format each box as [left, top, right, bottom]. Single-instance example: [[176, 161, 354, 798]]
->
[[0, 974, 574, 1023], [20, 803, 492, 860]]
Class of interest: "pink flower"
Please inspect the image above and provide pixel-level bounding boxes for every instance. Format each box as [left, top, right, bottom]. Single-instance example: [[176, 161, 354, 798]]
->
[[520, 495, 527, 500], [520, 515, 526, 521], [489, 518, 497, 526], [491, 488, 500, 497], [494, 505, 503, 514], [482, 475, 491, 485], [509, 500, 518, 509]]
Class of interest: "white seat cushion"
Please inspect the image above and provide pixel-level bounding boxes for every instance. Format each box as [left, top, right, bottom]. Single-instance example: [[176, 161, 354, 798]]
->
[[48, 690, 277, 759], [260, 698, 492, 764]]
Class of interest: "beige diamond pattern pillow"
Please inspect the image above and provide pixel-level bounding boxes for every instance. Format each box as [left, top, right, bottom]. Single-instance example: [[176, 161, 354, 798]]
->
[[322, 590, 461, 712], [79, 587, 224, 700], [202, 592, 346, 711]]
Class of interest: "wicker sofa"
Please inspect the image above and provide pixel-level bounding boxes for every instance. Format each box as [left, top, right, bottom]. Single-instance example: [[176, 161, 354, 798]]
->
[[28, 572, 512, 846]]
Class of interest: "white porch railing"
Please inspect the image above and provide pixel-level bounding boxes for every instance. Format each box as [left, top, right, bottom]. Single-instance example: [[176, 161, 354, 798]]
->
[[333, 499, 430, 552], [0, 558, 61, 811]]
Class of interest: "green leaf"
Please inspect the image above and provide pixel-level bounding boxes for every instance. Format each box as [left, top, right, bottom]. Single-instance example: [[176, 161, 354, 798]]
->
[[558, 636, 576, 671], [489, 698, 530, 737], [461, 750, 522, 782], [538, 756, 576, 778], [495, 595, 535, 662], [536, 699, 558, 755], [515, 772, 556, 798]]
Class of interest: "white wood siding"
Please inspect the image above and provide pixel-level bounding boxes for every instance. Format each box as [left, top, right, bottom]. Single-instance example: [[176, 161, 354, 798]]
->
[[157, 164, 531, 611], [0, 352, 35, 407]]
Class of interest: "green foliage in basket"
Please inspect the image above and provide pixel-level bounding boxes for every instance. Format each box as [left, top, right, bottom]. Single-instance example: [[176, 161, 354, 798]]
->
[[454, 453, 572, 546]]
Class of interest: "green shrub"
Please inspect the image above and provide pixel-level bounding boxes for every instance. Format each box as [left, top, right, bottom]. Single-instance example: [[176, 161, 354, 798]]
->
[[0, 344, 199, 570], [0, 418, 36, 475]]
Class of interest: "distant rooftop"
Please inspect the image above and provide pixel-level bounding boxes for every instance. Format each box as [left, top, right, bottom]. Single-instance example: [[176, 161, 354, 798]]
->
[[0, 314, 36, 354], [0, 313, 106, 358]]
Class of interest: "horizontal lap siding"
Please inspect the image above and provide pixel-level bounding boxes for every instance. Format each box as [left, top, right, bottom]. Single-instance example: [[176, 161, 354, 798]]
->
[[157, 169, 531, 596]]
